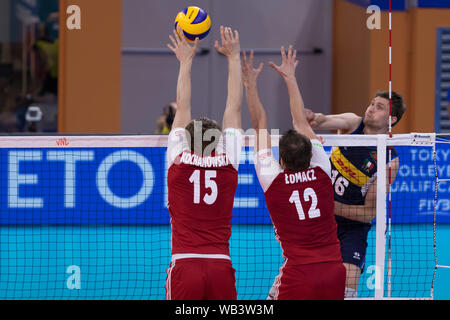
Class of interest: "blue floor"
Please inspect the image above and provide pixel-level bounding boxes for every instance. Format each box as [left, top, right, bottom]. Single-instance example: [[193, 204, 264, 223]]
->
[[0, 224, 449, 300]]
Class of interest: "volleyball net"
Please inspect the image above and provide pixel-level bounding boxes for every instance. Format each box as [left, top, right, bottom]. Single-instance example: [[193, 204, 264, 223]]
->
[[0, 133, 447, 300]]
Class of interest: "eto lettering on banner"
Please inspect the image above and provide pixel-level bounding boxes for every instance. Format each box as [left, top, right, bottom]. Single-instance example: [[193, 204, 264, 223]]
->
[[7, 149, 153, 210]]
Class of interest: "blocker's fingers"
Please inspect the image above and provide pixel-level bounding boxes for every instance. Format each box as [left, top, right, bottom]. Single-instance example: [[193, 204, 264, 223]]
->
[[229, 28, 235, 40], [169, 35, 177, 47], [173, 28, 182, 43], [256, 62, 264, 73], [225, 27, 231, 40], [268, 61, 278, 70], [287, 45, 293, 59], [193, 37, 200, 50], [178, 27, 188, 43], [293, 49, 297, 62], [223, 26, 230, 41], [249, 50, 254, 65], [234, 30, 239, 41], [172, 29, 179, 42], [280, 46, 287, 61], [167, 43, 176, 52], [220, 25, 225, 42], [242, 50, 247, 65], [226, 27, 233, 41]]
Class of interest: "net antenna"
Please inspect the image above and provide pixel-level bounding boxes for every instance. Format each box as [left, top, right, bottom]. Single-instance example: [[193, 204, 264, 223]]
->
[[387, 0, 393, 298]]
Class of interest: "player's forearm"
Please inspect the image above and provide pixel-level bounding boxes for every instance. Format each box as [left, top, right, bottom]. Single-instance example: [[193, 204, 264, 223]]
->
[[284, 75, 308, 128], [312, 113, 345, 131], [225, 56, 243, 116], [312, 113, 359, 132], [334, 201, 375, 224], [176, 61, 193, 114], [245, 82, 268, 130]]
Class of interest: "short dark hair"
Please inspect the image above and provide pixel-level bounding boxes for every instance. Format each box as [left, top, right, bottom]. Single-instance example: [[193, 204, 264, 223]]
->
[[374, 90, 406, 126], [185, 117, 222, 155], [279, 130, 312, 171]]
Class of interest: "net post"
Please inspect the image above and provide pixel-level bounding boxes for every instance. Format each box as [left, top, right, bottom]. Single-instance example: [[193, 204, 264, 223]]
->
[[375, 134, 387, 299]]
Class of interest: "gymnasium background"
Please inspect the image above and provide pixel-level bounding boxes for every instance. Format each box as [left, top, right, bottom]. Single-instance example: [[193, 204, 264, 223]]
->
[[55, 0, 450, 135], [0, 0, 450, 299]]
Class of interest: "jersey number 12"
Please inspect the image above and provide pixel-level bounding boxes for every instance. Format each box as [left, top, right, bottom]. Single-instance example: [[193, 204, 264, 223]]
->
[[289, 188, 321, 220]]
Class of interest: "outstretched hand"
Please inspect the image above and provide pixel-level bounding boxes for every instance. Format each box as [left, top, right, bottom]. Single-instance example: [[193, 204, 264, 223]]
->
[[214, 25, 240, 59], [269, 45, 298, 79], [242, 50, 263, 87], [167, 27, 199, 63]]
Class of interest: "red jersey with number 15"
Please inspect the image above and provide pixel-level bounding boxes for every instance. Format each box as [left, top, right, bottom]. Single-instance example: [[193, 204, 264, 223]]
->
[[167, 128, 242, 257], [254, 140, 342, 265]]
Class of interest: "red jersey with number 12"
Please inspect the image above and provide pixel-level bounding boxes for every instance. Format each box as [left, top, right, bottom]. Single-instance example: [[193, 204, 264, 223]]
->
[[265, 167, 342, 264], [254, 140, 342, 265]]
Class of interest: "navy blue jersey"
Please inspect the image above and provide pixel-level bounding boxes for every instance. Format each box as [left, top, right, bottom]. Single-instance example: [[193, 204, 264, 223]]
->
[[330, 120, 398, 205]]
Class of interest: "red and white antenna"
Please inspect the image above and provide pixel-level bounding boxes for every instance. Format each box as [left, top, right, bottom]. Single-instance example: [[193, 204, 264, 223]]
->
[[387, 0, 393, 298]]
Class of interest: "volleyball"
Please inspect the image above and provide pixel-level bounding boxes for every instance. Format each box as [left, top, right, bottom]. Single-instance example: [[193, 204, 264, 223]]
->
[[174, 6, 211, 42]]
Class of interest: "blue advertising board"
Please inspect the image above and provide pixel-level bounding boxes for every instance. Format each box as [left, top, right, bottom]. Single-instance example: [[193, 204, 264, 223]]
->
[[0, 140, 448, 225], [0, 145, 271, 225]]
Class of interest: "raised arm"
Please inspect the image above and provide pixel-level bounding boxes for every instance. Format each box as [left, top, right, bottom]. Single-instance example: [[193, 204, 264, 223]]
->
[[242, 50, 271, 152], [215, 26, 243, 130], [269, 46, 317, 141], [305, 110, 362, 134], [167, 28, 199, 129]]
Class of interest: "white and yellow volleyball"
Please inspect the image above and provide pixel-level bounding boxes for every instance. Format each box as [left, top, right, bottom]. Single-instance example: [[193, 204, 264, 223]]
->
[[174, 6, 211, 42]]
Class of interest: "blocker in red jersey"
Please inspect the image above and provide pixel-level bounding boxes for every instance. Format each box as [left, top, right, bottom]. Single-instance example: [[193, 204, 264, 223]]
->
[[242, 46, 345, 300], [165, 26, 243, 300]]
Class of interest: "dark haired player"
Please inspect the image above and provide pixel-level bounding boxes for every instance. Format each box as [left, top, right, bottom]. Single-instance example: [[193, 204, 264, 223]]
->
[[242, 47, 345, 300], [165, 26, 243, 300], [306, 91, 406, 297]]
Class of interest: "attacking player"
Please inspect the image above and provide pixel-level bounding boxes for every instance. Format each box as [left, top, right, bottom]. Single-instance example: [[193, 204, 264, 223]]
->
[[305, 91, 406, 298], [242, 46, 345, 299], [165, 26, 243, 300]]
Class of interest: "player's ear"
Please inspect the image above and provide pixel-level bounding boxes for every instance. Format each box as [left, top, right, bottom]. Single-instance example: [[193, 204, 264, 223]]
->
[[391, 116, 398, 126], [279, 157, 285, 169]]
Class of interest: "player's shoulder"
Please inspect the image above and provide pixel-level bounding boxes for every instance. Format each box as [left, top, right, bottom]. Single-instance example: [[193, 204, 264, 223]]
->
[[310, 138, 324, 148], [347, 117, 365, 135], [309, 138, 332, 178], [169, 127, 186, 136]]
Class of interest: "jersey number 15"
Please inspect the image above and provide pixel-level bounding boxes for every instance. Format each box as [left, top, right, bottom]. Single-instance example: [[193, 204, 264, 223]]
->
[[189, 170, 218, 205]]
